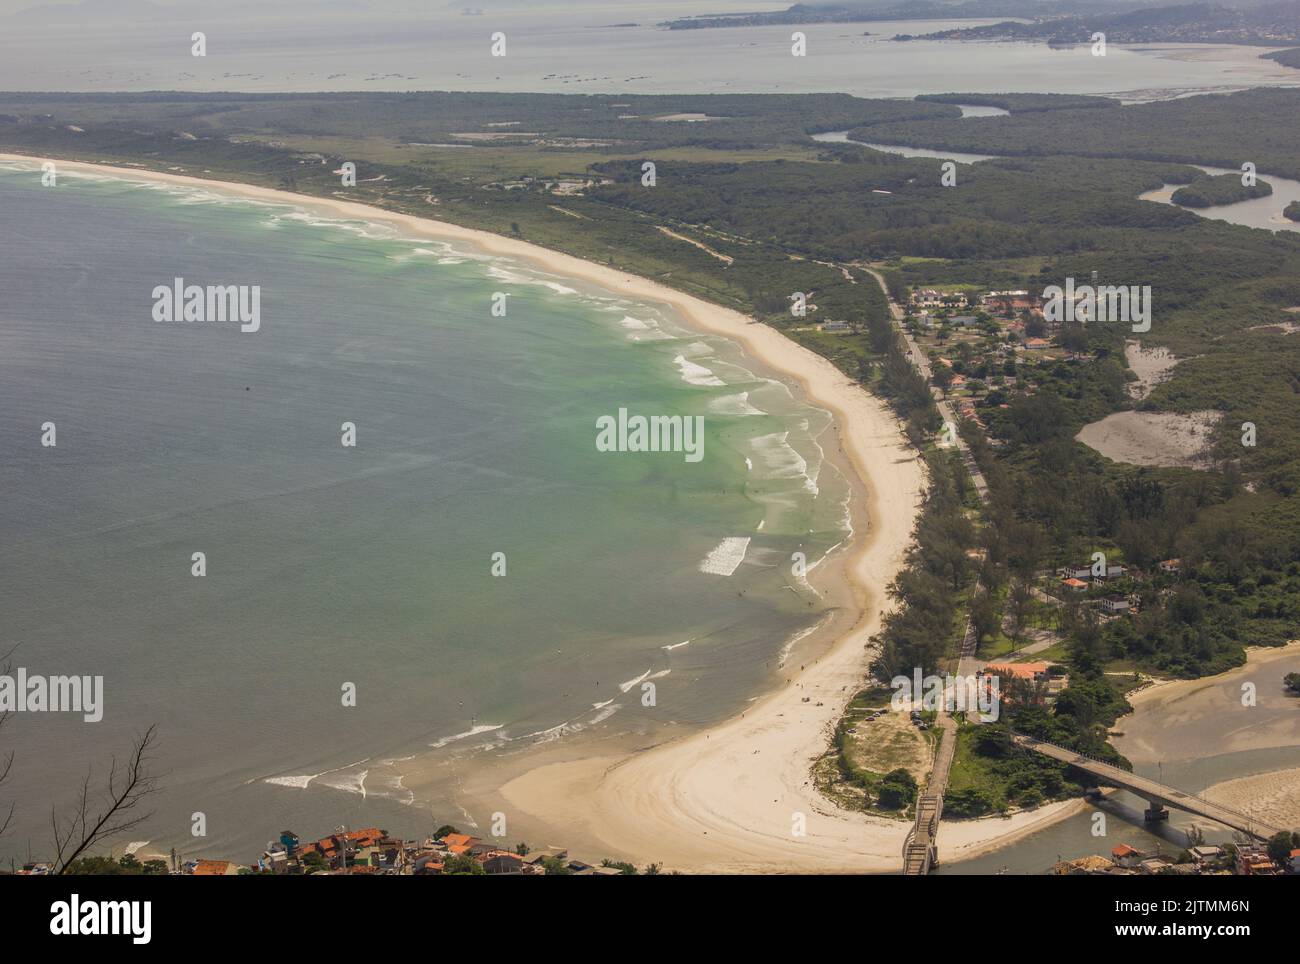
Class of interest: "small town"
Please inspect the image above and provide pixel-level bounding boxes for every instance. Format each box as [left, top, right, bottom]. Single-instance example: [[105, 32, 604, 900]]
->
[[1053, 840, 1300, 876], [15, 825, 661, 876]]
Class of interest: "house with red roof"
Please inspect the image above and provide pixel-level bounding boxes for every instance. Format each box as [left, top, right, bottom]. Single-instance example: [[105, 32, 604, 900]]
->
[[1110, 844, 1145, 869]]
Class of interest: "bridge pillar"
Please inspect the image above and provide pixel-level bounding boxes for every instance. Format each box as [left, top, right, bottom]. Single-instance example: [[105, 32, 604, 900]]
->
[[1144, 803, 1169, 823]]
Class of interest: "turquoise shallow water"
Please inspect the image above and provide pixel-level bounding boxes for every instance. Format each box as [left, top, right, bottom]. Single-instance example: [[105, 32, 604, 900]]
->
[[0, 163, 852, 860]]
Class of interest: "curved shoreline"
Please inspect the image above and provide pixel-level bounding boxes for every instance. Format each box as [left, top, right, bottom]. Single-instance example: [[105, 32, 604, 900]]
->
[[0, 151, 1075, 872]]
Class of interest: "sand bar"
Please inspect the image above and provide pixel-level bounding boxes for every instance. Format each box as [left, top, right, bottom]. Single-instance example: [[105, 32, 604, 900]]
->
[[1117, 640, 1300, 763]]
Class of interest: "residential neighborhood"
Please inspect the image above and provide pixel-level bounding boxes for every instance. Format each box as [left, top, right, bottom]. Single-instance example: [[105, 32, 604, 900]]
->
[[14, 825, 657, 876], [1053, 840, 1298, 876]]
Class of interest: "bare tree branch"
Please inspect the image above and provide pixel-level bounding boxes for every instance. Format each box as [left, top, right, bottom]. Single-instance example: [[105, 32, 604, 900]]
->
[[52, 724, 159, 874], [0, 645, 16, 840]]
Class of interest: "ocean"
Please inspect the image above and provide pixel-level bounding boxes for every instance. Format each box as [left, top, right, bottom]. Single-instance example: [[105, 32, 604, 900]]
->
[[0, 162, 851, 861]]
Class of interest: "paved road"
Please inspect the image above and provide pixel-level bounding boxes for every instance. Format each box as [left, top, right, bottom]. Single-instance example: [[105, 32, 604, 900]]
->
[[863, 266, 989, 504], [863, 266, 994, 874]]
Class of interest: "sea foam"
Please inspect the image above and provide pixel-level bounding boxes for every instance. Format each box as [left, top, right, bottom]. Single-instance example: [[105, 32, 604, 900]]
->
[[698, 536, 751, 575]]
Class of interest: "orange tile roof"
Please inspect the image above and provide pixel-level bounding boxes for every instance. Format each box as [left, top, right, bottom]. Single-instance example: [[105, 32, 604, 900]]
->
[[192, 859, 236, 876], [986, 662, 1049, 680]]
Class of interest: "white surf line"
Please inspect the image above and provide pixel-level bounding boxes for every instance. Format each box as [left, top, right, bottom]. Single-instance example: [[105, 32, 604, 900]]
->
[[257, 756, 372, 789], [699, 536, 751, 575]]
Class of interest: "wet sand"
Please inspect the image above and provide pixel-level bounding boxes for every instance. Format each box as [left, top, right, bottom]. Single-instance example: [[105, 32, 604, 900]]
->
[[1116, 640, 1300, 764]]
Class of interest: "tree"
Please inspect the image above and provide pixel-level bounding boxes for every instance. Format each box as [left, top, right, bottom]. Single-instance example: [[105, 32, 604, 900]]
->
[[1016, 786, 1044, 809], [433, 824, 459, 840], [303, 851, 329, 872], [1008, 579, 1034, 642], [1265, 830, 1297, 866], [0, 647, 14, 842], [51, 725, 160, 875], [876, 768, 918, 810], [444, 854, 486, 875], [944, 786, 993, 817], [1284, 672, 1300, 694], [970, 589, 999, 647], [63, 854, 168, 875], [932, 363, 954, 396], [540, 855, 572, 875]]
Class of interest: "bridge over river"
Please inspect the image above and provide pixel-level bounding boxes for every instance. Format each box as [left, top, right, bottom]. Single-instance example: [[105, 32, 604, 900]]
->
[[1011, 733, 1285, 841]]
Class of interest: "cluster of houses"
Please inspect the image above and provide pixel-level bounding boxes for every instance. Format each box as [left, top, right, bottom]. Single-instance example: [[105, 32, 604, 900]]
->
[[910, 288, 971, 309], [1052, 558, 1183, 617], [1054, 842, 1299, 876], [1057, 562, 1134, 616], [896, 286, 1064, 445], [234, 827, 623, 875]]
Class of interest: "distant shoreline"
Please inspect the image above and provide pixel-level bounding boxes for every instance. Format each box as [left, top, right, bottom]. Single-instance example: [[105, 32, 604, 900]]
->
[[0, 151, 1081, 872]]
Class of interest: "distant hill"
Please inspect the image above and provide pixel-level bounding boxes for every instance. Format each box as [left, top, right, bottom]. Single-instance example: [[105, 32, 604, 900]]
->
[[900, 1, 1300, 46], [658, 1, 1150, 30]]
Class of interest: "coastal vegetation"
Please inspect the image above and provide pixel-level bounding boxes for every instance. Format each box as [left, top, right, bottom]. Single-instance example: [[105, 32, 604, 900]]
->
[[1265, 47, 1300, 70], [915, 91, 1120, 113], [946, 676, 1133, 816], [821, 686, 934, 816], [1170, 173, 1273, 208], [849, 88, 1300, 180]]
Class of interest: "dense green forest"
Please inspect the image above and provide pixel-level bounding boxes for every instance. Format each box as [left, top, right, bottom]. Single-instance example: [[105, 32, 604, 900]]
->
[[850, 88, 1300, 180], [915, 91, 1120, 113], [0, 90, 954, 152], [1170, 172, 1273, 208], [1263, 46, 1300, 69]]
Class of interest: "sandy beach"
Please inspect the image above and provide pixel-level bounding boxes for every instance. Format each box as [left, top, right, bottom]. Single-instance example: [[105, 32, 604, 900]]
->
[[0, 152, 1091, 872], [1201, 767, 1300, 829]]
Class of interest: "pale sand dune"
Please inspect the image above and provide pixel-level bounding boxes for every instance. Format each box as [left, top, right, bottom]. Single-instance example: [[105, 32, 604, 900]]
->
[[1201, 768, 1300, 830], [1076, 409, 1221, 468], [2, 153, 1066, 872], [1124, 340, 1179, 400]]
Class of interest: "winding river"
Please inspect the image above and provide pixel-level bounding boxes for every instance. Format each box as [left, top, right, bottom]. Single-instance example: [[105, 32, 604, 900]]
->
[[813, 109, 1300, 234]]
